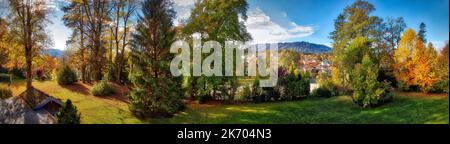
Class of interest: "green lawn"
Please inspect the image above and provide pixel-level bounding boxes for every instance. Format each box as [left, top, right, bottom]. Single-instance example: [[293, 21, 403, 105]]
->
[[2, 80, 448, 124], [152, 94, 448, 124]]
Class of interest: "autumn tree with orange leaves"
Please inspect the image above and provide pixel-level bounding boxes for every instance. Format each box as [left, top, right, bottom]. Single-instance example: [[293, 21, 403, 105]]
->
[[394, 28, 443, 92], [394, 29, 417, 90]]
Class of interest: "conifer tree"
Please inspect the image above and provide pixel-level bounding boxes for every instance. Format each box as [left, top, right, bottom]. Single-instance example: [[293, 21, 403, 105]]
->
[[418, 22, 427, 43], [56, 99, 81, 124], [128, 0, 183, 118], [352, 54, 385, 107]]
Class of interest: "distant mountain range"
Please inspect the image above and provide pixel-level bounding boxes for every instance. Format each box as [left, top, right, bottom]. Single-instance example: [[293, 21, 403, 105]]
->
[[44, 49, 63, 58], [256, 42, 332, 54], [277, 42, 332, 54], [43, 41, 331, 58]]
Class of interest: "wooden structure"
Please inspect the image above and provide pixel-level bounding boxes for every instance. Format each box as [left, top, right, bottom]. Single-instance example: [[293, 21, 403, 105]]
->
[[18, 87, 63, 116]]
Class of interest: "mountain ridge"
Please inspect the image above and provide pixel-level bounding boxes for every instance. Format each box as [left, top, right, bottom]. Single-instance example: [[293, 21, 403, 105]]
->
[[44, 49, 63, 58], [276, 41, 332, 54]]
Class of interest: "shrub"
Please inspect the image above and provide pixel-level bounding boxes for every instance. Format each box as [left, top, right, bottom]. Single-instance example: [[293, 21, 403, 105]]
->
[[279, 71, 310, 101], [56, 99, 81, 124], [299, 74, 310, 98], [243, 85, 252, 102], [245, 78, 282, 103], [425, 78, 449, 93], [261, 87, 279, 101], [11, 68, 25, 78], [379, 90, 395, 104], [250, 78, 264, 103], [0, 86, 12, 99], [280, 73, 296, 101], [198, 94, 211, 104], [57, 65, 78, 85], [35, 69, 52, 81], [378, 69, 397, 88], [91, 80, 116, 96], [352, 55, 394, 107], [0, 73, 11, 82], [312, 87, 332, 98], [317, 72, 339, 96]]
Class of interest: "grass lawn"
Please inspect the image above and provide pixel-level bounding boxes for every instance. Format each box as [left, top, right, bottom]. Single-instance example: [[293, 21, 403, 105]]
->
[[1, 80, 448, 124]]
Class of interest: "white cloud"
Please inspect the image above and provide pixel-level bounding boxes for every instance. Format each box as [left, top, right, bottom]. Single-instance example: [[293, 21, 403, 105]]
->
[[173, 0, 196, 6], [170, 3, 315, 43], [173, 0, 196, 26], [245, 8, 314, 43]]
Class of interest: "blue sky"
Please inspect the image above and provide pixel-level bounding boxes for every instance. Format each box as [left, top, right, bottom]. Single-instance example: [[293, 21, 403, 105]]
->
[[49, 0, 449, 50], [245, 0, 449, 48]]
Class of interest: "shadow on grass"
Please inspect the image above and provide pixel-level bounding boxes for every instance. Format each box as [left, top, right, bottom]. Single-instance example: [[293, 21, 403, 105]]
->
[[95, 94, 130, 104], [60, 82, 91, 95], [94, 83, 130, 104]]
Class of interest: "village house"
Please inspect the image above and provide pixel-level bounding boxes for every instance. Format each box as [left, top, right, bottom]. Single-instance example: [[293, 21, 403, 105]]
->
[[0, 87, 63, 124], [300, 58, 331, 76]]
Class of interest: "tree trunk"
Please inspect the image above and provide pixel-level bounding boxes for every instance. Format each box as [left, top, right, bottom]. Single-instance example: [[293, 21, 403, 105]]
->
[[80, 6, 86, 83], [115, 60, 121, 83], [26, 49, 32, 95], [25, 5, 33, 97], [190, 77, 196, 100], [93, 32, 102, 81]]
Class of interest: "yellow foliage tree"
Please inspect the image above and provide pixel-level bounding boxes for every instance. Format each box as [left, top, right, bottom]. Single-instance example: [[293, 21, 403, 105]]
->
[[423, 43, 439, 91], [394, 28, 418, 89], [411, 40, 433, 90], [435, 44, 449, 92], [395, 28, 441, 91]]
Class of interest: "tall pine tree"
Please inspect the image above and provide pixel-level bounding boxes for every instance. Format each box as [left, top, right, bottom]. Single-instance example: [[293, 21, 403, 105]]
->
[[128, 0, 183, 118], [418, 22, 427, 44]]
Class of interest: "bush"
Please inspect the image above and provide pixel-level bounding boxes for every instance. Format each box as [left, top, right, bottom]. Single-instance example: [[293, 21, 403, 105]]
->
[[316, 72, 339, 97], [379, 91, 394, 104], [35, 69, 51, 81], [425, 78, 449, 93], [261, 87, 279, 101], [250, 78, 264, 103], [57, 65, 78, 85], [279, 71, 310, 101], [91, 80, 116, 96], [11, 68, 25, 78], [378, 69, 397, 88], [243, 85, 252, 102], [56, 99, 81, 124], [352, 55, 394, 107], [198, 94, 211, 104], [0, 73, 11, 82], [0, 86, 12, 99], [312, 87, 332, 98]]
